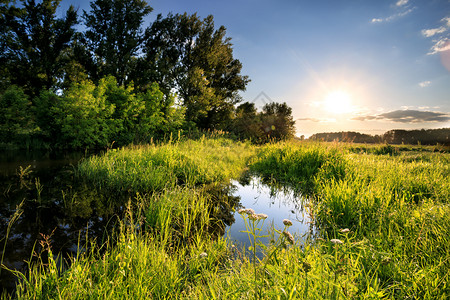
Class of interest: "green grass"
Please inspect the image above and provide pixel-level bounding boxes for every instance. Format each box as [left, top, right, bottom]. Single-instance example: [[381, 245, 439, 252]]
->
[[77, 137, 255, 192], [6, 139, 450, 299]]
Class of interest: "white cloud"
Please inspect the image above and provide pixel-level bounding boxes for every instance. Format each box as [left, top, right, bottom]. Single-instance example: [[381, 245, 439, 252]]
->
[[421, 27, 447, 37], [396, 0, 409, 7], [297, 117, 337, 123], [443, 17, 450, 27], [371, 7, 415, 24], [419, 81, 431, 88], [428, 38, 450, 55], [422, 15, 450, 55]]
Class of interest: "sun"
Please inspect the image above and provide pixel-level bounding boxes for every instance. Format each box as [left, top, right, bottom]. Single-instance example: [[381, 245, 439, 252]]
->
[[323, 90, 354, 114]]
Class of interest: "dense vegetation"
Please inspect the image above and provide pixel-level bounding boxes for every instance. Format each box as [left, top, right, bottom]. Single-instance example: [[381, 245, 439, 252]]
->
[[5, 138, 448, 299], [0, 0, 295, 149], [309, 128, 450, 146], [1, 1, 448, 299]]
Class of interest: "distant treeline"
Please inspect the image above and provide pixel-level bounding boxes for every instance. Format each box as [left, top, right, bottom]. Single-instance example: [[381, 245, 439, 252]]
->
[[0, 0, 295, 149], [308, 128, 450, 146]]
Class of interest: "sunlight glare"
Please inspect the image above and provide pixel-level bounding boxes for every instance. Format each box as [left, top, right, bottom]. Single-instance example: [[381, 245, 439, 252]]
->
[[323, 90, 354, 114]]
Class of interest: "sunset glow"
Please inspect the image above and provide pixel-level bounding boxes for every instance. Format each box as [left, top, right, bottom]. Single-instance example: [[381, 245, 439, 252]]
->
[[323, 90, 354, 114]]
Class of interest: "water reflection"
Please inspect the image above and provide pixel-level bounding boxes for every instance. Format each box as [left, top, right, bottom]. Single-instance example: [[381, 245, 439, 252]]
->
[[0, 152, 126, 293], [225, 177, 314, 252]]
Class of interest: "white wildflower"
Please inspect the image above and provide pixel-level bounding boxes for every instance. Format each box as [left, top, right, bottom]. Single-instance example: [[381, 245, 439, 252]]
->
[[330, 239, 344, 244], [283, 219, 293, 227]]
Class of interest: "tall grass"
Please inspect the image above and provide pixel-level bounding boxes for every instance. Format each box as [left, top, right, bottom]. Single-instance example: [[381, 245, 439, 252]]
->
[[7, 139, 450, 299], [250, 141, 347, 192], [249, 140, 450, 298], [77, 137, 255, 192]]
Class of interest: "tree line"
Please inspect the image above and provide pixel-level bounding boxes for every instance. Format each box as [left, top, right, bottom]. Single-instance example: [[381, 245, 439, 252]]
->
[[0, 0, 296, 149], [309, 128, 450, 146]]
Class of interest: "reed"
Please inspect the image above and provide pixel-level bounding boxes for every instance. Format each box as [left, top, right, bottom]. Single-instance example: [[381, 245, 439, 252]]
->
[[7, 139, 450, 299]]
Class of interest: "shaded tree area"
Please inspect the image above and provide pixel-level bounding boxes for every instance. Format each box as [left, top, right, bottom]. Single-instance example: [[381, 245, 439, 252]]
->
[[382, 128, 450, 146], [2, 0, 295, 149], [1, 0, 296, 149], [228, 102, 296, 143], [309, 132, 382, 144], [309, 128, 450, 146], [1, 0, 78, 97]]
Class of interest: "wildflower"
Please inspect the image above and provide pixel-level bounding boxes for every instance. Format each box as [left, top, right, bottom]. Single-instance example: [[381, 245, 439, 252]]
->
[[381, 257, 392, 265], [238, 208, 255, 215], [283, 231, 295, 245], [255, 213, 268, 220], [248, 214, 258, 221], [199, 252, 207, 258], [283, 219, 293, 227], [339, 228, 350, 233], [330, 239, 344, 244], [245, 208, 255, 215]]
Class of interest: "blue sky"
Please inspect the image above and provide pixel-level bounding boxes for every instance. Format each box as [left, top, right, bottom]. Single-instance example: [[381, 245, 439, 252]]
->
[[61, 0, 450, 136]]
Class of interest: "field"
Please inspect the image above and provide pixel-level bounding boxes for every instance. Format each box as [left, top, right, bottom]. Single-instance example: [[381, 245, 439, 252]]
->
[[7, 138, 450, 299]]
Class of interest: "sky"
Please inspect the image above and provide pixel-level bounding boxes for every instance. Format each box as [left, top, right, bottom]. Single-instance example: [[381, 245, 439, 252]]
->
[[60, 0, 450, 137]]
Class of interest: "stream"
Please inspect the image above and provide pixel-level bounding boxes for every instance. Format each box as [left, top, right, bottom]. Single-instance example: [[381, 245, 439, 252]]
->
[[0, 151, 314, 293]]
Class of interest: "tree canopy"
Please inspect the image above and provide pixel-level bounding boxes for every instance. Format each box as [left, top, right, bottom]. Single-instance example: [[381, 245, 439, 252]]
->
[[0, 0, 296, 149], [82, 0, 152, 86], [1, 0, 78, 96], [141, 13, 250, 129]]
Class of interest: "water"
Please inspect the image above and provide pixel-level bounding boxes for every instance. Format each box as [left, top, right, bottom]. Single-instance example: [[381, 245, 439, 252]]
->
[[0, 150, 124, 293], [0, 151, 315, 293], [226, 177, 314, 254]]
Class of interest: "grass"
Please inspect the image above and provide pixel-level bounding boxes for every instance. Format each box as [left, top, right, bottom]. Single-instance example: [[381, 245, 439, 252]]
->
[[77, 137, 255, 192], [5, 138, 450, 299]]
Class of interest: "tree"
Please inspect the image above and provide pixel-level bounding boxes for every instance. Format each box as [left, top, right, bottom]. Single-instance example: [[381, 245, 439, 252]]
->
[[141, 13, 249, 129], [260, 102, 296, 141], [230, 102, 263, 141], [82, 0, 152, 86], [0, 0, 14, 90], [0, 86, 35, 142], [52, 78, 118, 148], [1, 0, 78, 97]]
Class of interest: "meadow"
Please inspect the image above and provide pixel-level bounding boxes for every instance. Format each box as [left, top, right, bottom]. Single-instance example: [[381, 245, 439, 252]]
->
[[5, 137, 449, 299]]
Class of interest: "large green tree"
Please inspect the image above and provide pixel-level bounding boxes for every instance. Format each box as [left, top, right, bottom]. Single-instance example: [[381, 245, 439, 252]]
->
[[82, 0, 152, 86], [260, 102, 296, 141], [140, 13, 249, 129], [1, 0, 78, 96]]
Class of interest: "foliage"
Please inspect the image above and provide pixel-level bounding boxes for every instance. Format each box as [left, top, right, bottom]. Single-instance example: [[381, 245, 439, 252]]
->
[[81, 0, 152, 86], [0, 86, 35, 143], [6, 139, 450, 299], [309, 128, 450, 146], [0, 0, 258, 148], [48, 76, 183, 149], [260, 102, 296, 141], [1, 0, 78, 97], [229, 101, 297, 143], [141, 12, 250, 129], [77, 137, 255, 192], [52, 78, 117, 148], [230, 102, 264, 142]]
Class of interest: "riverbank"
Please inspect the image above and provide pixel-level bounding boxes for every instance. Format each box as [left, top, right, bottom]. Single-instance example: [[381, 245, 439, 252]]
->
[[4, 138, 449, 299]]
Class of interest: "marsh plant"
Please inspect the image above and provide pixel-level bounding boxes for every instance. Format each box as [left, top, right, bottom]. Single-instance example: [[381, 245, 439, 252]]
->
[[238, 209, 298, 296], [3, 139, 449, 298]]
